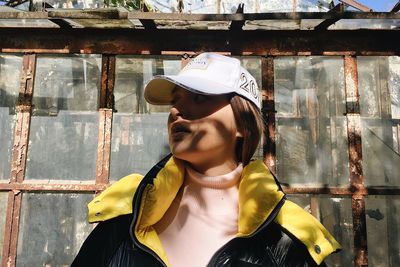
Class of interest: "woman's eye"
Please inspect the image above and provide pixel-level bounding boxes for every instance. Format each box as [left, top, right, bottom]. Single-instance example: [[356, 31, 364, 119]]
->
[[171, 96, 180, 105]]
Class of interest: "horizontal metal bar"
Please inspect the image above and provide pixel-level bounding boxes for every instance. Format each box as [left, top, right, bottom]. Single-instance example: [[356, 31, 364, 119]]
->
[[0, 28, 399, 55], [132, 11, 398, 21], [0, 10, 400, 20], [0, 183, 108, 192], [282, 186, 400, 195], [1, 183, 399, 195]]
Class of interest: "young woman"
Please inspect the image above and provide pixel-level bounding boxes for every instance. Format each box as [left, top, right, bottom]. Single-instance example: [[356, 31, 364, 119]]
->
[[72, 53, 340, 267]]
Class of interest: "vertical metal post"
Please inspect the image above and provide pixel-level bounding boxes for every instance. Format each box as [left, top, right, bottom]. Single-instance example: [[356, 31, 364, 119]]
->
[[344, 55, 368, 267], [2, 53, 36, 267], [262, 56, 276, 175], [96, 55, 115, 185]]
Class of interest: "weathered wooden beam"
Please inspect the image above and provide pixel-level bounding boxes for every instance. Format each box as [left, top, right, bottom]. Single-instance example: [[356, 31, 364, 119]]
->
[[0, 29, 399, 55]]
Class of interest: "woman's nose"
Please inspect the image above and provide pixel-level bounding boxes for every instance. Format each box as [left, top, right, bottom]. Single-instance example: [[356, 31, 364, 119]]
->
[[169, 106, 183, 121]]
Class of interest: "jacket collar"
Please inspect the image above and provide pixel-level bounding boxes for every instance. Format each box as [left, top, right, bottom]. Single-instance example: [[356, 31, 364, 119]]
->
[[135, 155, 285, 236]]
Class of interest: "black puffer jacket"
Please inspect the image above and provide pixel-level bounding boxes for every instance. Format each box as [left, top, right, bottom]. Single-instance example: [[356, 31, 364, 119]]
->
[[72, 155, 340, 267]]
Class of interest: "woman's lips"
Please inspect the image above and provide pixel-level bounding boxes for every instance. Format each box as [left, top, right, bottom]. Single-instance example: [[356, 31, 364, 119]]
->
[[170, 122, 191, 140]]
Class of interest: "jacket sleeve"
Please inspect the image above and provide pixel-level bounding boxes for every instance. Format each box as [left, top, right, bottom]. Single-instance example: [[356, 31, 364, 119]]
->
[[270, 228, 328, 267], [71, 214, 132, 267]]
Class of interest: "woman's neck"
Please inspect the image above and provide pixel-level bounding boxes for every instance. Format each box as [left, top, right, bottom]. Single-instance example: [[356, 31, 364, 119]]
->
[[187, 159, 240, 176]]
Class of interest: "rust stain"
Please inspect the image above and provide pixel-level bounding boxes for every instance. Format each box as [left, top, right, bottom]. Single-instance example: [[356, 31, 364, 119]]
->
[[344, 56, 368, 267]]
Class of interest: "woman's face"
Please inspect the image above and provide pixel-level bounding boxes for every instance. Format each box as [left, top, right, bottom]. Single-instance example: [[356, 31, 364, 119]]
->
[[168, 87, 242, 173]]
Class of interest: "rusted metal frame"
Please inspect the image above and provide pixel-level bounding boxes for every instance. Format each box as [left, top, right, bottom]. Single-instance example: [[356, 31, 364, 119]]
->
[[261, 57, 277, 176], [314, 3, 345, 30], [1, 29, 399, 56], [95, 109, 113, 185], [1, 191, 22, 267], [10, 54, 36, 183], [100, 55, 115, 109], [2, 182, 400, 194], [2, 53, 36, 267], [96, 55, 115, 185], [283, 186, 400, 195], [344, 56, 368, 267], [339, 0, 373, 12], [0, 183, 108, 191]]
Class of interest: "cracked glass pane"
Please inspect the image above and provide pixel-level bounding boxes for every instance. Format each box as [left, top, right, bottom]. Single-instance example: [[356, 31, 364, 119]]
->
[[0, 54, 22, 182], [358, 56, 400, 186], [110, 56, 178, 180], [0, 192, 8, 261], [275, 56, 349, 185], [26, 55, 101, 181], [366, 195, 400, 267], [16, 193, 93, 267]]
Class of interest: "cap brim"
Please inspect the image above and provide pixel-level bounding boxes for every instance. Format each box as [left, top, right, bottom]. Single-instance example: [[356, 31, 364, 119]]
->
[[144, 75, 235, 105]]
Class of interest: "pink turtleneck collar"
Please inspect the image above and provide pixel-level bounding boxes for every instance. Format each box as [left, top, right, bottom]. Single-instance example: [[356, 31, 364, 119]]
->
[[185, 163, 243, 189], [154, 163, 243, 267]]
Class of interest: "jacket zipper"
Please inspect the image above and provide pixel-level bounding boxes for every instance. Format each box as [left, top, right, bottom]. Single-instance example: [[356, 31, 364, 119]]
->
[[207, 196, 286, 267], [128, 155, 173, 267], [129, 179, 168, 267]]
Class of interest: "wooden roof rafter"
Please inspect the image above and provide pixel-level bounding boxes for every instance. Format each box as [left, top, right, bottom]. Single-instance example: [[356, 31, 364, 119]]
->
[[229, 3, 245, 31], [314, 3, 345, 30], [391, 1, 400, 13], [339, 0, 373, 12]]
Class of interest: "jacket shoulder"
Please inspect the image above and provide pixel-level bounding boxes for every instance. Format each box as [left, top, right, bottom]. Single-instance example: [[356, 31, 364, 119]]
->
[[274, 200, 341, 265], [88, 173, 144, 223], [267, 222, 327, 267]]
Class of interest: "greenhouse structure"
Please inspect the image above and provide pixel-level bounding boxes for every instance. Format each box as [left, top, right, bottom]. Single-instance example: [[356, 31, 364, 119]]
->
[[0, 0, 399, 266]]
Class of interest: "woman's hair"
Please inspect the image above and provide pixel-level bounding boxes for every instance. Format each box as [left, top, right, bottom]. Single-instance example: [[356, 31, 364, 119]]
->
[[230, 94, 265, 166]]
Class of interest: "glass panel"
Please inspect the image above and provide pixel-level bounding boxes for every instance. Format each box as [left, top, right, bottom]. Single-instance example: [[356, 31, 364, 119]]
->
[[288, 195, 354, 266], [0, 192, 8, 261], [359, 56, 400, 186], [366, 195, 400, 267], [275, 57, 349, 185], [16, 193, 93, 267], [0, 54, 22, 182], [146, 0, 297, 13], [297, 0, 331, 12], [0, 19, 59, 28], [26, 55, 101, 181], [329, 19, 400, 30], [145, 0, 332, 13], [244, 20, 301, 30], [32, 0, 104, 8], [110, 56, 179, 180], [260, 0, 294, 12]]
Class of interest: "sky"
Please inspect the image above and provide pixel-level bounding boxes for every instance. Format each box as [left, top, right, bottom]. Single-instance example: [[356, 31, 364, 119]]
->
[[345, 0, 399, 11]]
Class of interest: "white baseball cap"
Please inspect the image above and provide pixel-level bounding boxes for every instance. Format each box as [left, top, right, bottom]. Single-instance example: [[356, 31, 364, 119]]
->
[[144, 53, 261, 109]]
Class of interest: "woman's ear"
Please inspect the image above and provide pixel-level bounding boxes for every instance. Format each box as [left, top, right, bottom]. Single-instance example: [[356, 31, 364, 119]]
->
[[236, 130, 244, 138]]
